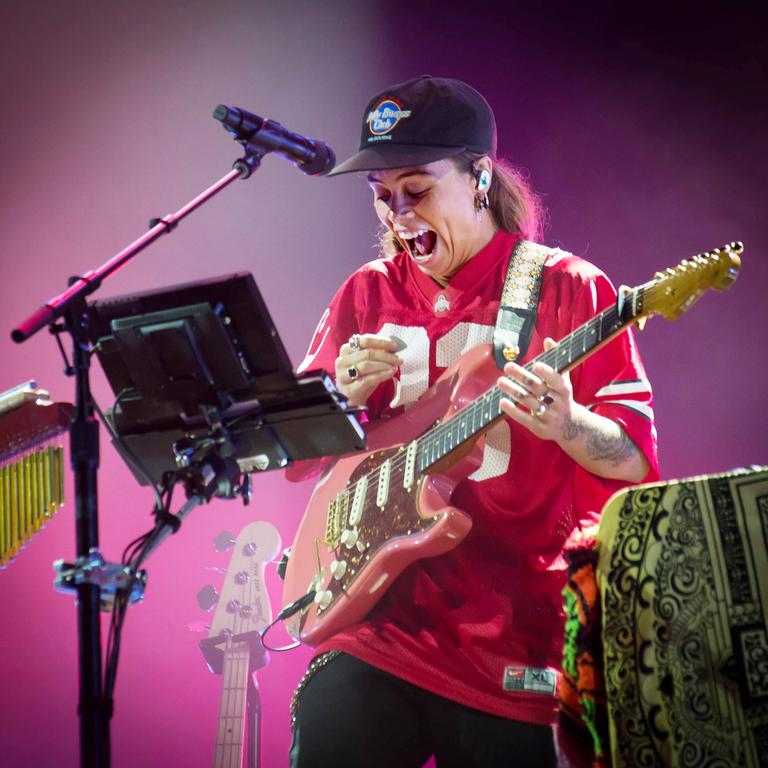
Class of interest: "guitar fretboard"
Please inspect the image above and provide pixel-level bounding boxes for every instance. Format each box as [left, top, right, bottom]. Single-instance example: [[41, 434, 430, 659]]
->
[[416, 286, 644, 471], [215, 643, 250, 768]]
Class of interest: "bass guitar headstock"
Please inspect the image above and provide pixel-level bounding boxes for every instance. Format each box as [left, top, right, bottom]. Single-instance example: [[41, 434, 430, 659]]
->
[[208, 521, 281, 640]]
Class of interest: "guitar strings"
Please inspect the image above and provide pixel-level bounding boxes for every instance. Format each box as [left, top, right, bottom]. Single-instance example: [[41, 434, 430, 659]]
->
[[335, 291, 636, 534], [394, 264, 695, 486], [219, 545, 257, 767], [345, 314, 608, 523]]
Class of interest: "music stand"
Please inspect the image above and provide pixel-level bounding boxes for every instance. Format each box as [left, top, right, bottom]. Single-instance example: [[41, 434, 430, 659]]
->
[[86, 271, 365, 483], [10, 122, 337, 768]]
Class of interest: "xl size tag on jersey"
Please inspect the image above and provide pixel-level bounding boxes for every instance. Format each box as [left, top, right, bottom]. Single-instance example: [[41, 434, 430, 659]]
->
[[502, 666, 557, 695]]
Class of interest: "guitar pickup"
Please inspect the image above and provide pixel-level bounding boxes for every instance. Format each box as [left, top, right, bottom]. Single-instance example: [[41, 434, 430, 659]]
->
[[348, 476, 368, 526], [376, 459, 392, 508]]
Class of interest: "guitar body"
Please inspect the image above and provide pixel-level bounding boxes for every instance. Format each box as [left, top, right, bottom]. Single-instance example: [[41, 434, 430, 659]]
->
[[282, 344, 501, 645]]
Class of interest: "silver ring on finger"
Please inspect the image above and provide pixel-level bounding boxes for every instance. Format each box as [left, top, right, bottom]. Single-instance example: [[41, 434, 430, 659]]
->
[[347, 366, 359, 380], [534, 402, 547, 418], [348, 333, 361, 351]]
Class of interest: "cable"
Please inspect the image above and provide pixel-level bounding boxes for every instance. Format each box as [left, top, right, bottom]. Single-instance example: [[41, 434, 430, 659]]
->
[[260, 619, 301, 653], [259, 590, 316, 652], [104, 468, 184, 704]]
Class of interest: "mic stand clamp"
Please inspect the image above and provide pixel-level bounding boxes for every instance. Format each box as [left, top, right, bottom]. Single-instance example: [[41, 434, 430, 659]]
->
[[54, 550, 148, 612]]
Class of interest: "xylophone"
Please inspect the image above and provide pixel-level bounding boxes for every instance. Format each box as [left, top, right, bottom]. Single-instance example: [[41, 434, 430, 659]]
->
[[0, 382, 72, 568]]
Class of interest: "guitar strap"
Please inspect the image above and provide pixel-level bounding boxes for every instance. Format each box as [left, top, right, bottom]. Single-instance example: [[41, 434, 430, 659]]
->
[[492, 239, 551, 369]]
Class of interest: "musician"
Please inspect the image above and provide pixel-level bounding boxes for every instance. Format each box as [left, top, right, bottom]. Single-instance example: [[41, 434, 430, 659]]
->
[[289, 76, 658, 767]]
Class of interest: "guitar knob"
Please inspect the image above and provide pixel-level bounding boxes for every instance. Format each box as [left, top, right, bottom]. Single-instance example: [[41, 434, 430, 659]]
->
[[340, 529, 359, 548], [330, 559, 348, 579], [313, 589, 333, 609]]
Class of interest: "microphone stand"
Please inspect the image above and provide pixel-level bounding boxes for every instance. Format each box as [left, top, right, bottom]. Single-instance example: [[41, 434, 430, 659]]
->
[[11, 145, 267, 768]]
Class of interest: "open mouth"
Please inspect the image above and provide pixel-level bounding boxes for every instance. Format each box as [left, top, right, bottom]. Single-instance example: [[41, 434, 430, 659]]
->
[[397, 228, 438, 261]]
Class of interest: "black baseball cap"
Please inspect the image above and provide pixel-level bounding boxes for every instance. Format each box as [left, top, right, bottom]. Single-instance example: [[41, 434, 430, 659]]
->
[[328, 75, 497, 176]]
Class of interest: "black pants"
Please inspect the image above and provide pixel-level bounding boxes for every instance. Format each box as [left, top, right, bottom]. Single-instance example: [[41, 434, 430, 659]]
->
[[290, 653, 557, 768]]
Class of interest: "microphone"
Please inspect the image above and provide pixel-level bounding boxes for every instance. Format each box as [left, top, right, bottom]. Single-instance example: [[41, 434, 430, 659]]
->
[[213, 104, 336, 176]]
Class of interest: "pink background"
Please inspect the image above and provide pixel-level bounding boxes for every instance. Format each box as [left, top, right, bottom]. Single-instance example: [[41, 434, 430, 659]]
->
[[1, 3, 765, 766]]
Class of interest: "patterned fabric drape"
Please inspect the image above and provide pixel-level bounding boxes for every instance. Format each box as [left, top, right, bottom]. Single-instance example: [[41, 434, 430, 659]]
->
[[597, 466, 768, 767]]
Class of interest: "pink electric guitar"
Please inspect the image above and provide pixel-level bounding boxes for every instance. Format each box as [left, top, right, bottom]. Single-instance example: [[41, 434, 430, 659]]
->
[[282, 243, 742, 646]]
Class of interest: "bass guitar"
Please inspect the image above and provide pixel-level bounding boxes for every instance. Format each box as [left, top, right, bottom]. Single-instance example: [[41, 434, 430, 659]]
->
[[282, 242, 742, 646], [202, 521, 281, 768]]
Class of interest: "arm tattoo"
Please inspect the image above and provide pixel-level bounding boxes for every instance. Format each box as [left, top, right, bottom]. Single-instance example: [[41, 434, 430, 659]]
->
[[561, 413, 638, 467], [561, 414, 583, 442]]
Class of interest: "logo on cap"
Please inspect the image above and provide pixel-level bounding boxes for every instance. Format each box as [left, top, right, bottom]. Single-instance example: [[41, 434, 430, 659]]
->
[[367, 98, 412, 137]]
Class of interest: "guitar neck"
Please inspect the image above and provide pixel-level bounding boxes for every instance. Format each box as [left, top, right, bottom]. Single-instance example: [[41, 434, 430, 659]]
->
[[417, 286, 644, 470], [214, 642, 251, 768]]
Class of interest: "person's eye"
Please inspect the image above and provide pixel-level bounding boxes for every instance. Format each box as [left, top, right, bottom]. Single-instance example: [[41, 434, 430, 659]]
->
[[406, 187, 428, 198], [373, 189, 390, 202]]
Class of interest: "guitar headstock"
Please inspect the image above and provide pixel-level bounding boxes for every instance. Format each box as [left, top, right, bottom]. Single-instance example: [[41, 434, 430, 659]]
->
[[208, 521, 281, 639], [642, 241, 742, 321]]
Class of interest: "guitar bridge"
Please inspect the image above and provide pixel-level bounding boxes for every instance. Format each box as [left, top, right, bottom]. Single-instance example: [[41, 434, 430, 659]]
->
[[324, 491, 349, 549]]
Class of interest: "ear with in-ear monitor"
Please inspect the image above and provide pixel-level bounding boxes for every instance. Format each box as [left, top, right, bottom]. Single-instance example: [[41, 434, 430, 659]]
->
[[474, 168, 491, 212], [475, 168, 491, 191]]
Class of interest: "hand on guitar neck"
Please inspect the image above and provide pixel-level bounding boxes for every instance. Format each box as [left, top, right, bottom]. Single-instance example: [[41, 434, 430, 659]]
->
[[498, 337, 650, 482]]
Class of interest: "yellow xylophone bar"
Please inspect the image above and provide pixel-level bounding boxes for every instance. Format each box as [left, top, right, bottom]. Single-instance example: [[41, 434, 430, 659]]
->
[[0, 444, 64, 568]]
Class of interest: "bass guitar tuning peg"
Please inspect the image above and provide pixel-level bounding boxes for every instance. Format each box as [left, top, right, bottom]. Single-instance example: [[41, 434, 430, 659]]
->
[[196, 584, 219, 612], [213, 531, 236, 552]]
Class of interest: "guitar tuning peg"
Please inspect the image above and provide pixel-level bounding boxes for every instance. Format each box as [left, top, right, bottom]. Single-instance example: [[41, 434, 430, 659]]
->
[[213, 530, 236, 552], [196, 584, 219, 612]]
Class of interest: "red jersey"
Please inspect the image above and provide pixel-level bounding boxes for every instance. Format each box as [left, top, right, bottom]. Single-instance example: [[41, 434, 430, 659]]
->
[[294, 229, 659, 725]]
